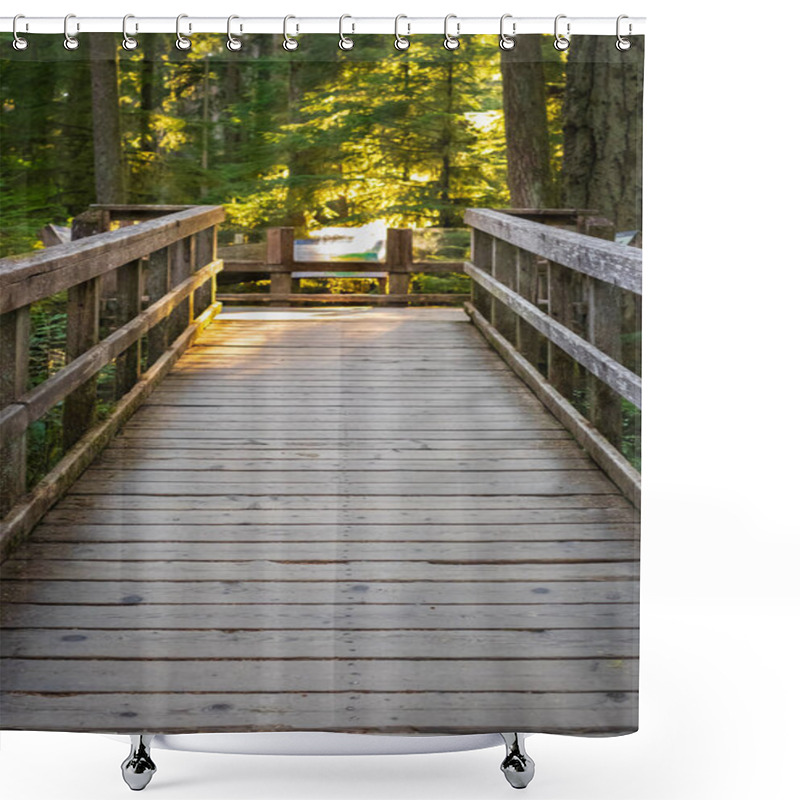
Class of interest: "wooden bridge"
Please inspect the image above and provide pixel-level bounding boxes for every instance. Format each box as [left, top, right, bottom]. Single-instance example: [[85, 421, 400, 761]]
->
[[0, 206, 641, 735]]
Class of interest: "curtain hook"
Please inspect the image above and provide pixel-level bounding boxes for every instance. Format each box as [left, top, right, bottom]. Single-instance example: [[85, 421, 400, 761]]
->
[[175, 13, 191, 51], [554, 14, 570, 51], [616, 14, 632, 51], [339, 14, 354, 51], [443, 14, 460, 51], [499, 14, 515, 51], [63, 13, 79, 50], [283, 15, 298, 51], [394, 15, 410, 51], [122, 14, 138, 51], [12, 14, 28, 51], [227, 15, 242, 51]]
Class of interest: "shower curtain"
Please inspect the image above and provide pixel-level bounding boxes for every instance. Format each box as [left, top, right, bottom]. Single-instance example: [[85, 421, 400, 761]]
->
[[0, 25, 643, 779]]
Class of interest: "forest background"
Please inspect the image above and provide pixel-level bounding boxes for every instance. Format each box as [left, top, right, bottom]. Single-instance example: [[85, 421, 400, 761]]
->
[[0, 33, 643, 257]]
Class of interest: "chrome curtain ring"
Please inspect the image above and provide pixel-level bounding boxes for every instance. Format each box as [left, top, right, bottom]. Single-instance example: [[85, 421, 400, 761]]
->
[[122, 14, 138, 51], [554, 14, 570, 51], [394, 14, 410, 51], [616, 14, 632, 51], [443, 14, 460, 51], [227, 15, 242, 51], [339, 14, 354, 51], [499, 14, 515, 51], [175, 13, 191, 51], [283, 15, 298, 51], [12, 14, 28, 51], [63, 13, 79, 50]]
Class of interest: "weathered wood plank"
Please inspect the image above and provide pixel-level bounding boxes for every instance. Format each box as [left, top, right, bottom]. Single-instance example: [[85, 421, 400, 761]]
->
[[0, 628, 639, 660], [465, 209, 642, 294], [1, 658, 637, 694], [0, 691, 637, 735], [89, 457, 597, 472], [0, 602, 639, 631], [1, 560, 637, 583], [0, 579, 638, 605], [28, 521, 639, 543], [41, 506, 638, 527], [7, 540, 637, 563], [67, 475, 619, 497]]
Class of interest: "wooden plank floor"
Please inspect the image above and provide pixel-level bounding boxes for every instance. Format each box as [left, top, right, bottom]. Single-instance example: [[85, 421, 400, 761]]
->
[[0, 307, 639, 735]]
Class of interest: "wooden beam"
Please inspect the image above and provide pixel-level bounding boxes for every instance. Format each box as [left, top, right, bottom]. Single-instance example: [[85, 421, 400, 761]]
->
[[465, 301, 640, 507], [267, 227, 294, 296], [465, 263, 641, 408], [0, 302, 221, 561], [216, 293, 469, 305], [220, 260, 467, 276], [386, 228, 413, 300], [465, 209, 641, 294]]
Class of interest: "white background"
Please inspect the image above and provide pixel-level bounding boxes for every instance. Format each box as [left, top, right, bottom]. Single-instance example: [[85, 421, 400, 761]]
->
[[2, 1, 799, 798]]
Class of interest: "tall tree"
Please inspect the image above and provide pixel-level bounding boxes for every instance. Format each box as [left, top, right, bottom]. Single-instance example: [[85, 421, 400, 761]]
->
[[500, 35, 559, 208], [88, 33, 126, 203], [561, 36, 644, 231]]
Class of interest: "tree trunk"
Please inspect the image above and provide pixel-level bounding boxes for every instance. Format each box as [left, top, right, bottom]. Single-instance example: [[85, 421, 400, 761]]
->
[[500, 35, 558, 208], [562, 36, 645, 233], [437, 63, 457, 227], [88, 33, 125, 204]]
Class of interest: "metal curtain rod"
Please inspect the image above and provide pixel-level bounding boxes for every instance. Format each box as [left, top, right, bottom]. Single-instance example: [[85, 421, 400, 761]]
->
[[0, 16, 646, 37]]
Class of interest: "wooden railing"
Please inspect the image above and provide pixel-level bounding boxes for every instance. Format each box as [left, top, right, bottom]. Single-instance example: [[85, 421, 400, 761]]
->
[[217, 227, 469, 305], [0, 205, 224, 557], [464, 209, 642, 506]]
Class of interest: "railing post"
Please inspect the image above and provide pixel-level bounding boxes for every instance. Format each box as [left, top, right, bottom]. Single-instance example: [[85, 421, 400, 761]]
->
[[386, 228, 413, 304], [62, 212, 105, 450], [0, 307, 30, 515], [471, 229, 493, 320], [193, 226, 217, 314], [546, 260, 575, 401], [114, 260, 144, 399], [492, 239, 518, 342], [168, 236, 194, 343], [581, 216, 623, 448], [145, 247, 171, 367], [267, 227, 294, 298]]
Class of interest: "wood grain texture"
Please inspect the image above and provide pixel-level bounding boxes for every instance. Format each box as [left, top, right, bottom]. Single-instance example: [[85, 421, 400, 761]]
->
[[0, 307, 639, 735]]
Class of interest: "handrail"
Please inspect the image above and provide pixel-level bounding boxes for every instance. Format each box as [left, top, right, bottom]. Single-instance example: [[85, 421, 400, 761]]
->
[[465, 209, 642, 295], [0, 205, 225, 314], [0, 205, 224, 558], [464, 208, 641, 506], [217, 226, 469, 306], [465, 262, 641, 408]]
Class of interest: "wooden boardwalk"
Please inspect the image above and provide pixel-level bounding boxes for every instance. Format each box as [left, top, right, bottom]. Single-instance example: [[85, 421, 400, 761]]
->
[[0, 308, 639, 735]]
